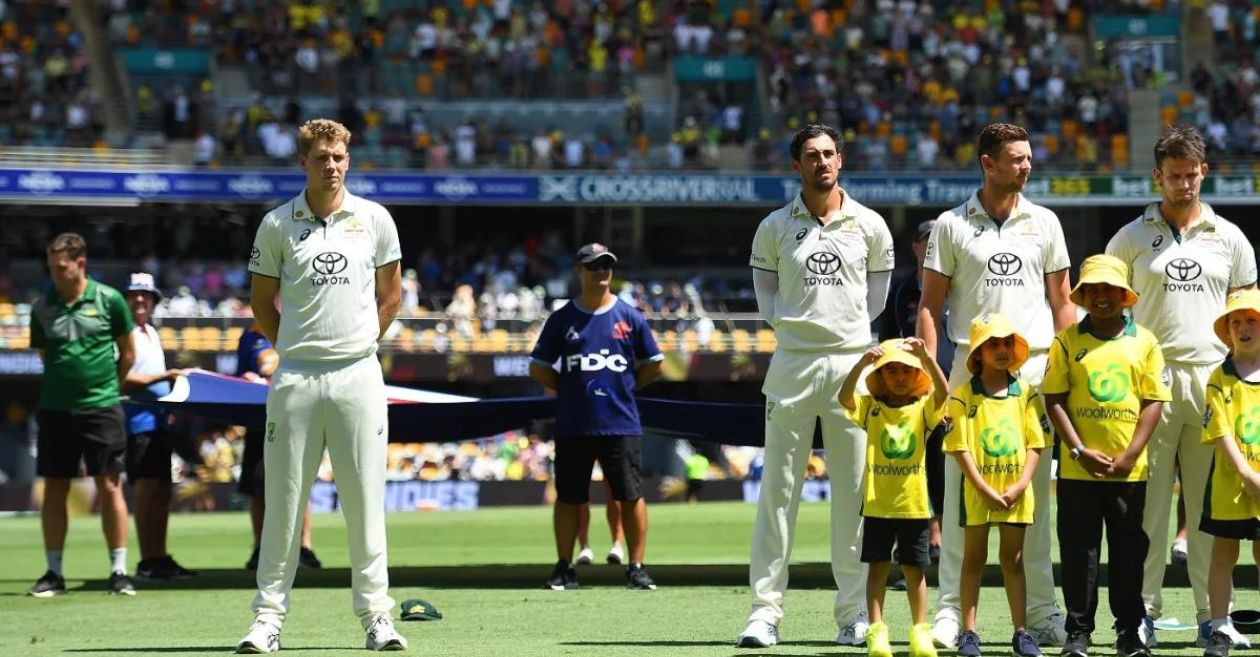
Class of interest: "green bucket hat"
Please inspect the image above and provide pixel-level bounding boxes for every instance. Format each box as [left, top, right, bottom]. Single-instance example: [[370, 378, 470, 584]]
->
[[400, 599, 443, 621]]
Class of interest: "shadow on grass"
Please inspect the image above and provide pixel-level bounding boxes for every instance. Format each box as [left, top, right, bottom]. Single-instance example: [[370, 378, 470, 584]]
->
[[0, 563, 1238, 591], [62, 648, 356, 653]]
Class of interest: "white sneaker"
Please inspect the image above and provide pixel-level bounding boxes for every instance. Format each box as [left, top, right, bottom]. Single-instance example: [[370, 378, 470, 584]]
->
[[236, 619, 281, 654], [606, 542, 625, 565], [736, 620, 779, 648], [931, 616, 960, 650], [365, 615, 408, 651], [1198, 621, 1251, 649], [836, 612, 870, 645], [1138, 617, 1156, 648], [576, 546, 594, 566], [1030, 612, 1068, 647]]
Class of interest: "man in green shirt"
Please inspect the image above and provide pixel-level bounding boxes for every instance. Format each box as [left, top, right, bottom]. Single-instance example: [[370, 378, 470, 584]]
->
[[27, 233, 137, 598]]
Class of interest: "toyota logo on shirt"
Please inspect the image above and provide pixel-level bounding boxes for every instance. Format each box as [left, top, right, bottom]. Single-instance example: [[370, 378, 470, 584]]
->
[[1163, 258, 1205, 292], [313, 252, 348, 275], [985, 252, 1025, 287], [802, 251, 844, 287], [311, 252, 350, 286]]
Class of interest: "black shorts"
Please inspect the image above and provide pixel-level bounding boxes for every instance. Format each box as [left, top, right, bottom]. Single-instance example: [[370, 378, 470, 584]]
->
[[127, 429, 172, 483], [237, 427, 265, 497], [1200, 516, 1260, 540], [861, 517, 931, 567], [37, 406, 127, 478], [554, 435, 643, 504]]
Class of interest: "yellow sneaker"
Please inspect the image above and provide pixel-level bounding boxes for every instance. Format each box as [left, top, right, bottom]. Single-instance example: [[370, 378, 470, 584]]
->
[[867, 621, 893, 657], [910, 623, 939, 657]]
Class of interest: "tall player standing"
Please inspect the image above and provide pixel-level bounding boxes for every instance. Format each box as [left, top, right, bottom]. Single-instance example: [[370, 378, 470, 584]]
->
[[1105, 125, 1258, 649], [737, 123, 894, 648], [917, 123, 1074, 650], [235, 119, 407, 653]]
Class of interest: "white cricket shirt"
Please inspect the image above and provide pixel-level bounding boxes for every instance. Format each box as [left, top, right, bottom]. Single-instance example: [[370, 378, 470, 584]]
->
[[923, 191, 1070, 351], [749, 190, 895, 352], [1106, 202, 1257, 365], [130, 323, 167, 377], [248, 189, 403, 363]]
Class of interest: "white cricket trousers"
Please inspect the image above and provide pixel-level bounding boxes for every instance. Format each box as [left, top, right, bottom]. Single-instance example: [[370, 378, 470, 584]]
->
[[935, 351, 1060, 628], [1142, 361, 1217, 624], [252, 355, 394, 627], [748, 348, 868, 630]]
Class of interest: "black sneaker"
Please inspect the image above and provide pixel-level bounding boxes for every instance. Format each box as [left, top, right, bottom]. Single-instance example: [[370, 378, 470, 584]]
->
[[1117, 629, 1150, 657], [1204, 631, 1232, 657], [298, 546, 322, 569], [1062, 631, 1089, 657], [626, 564, 657, 590], [27, 570, 66, 597], [545, 560, 578, 591], [1014, 629, 1042, 657], [137, 555, 198, 580], [108, 571, 136, 596], [245, 546, 260, 571], [958, 629, 982, 657]]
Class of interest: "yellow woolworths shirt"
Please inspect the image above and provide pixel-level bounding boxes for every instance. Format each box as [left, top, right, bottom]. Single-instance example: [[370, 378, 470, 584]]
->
[[943, 375, 1051, 525], [1043, 316, 1171, 482], [847, 394, 942, 519], [1202, 360, 1260, 521]]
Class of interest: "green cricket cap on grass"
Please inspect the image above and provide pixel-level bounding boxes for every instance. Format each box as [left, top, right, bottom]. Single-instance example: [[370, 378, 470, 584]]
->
[[400, 598, 443, 621]]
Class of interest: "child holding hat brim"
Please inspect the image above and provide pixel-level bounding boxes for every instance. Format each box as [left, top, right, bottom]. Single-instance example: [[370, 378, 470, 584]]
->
[[1042, 254, 1170, 657], [1199, 288, 1260, 657], [839, 337, 950, 657], [942, 313, 1051, 657]]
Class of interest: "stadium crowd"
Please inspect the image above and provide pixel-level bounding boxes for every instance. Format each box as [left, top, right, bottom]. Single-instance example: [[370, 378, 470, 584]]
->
[[9, 0, 1260, 170]]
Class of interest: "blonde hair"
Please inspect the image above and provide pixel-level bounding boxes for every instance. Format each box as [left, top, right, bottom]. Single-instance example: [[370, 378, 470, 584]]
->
[[298, 118, 352, 155]]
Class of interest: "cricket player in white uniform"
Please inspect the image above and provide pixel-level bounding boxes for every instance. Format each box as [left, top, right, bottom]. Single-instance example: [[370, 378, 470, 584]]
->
[[1105, 125, 1257, 648], [236, 119, 407, 654], [917, 123, 1075, 650], [737, 123, 895, 648]]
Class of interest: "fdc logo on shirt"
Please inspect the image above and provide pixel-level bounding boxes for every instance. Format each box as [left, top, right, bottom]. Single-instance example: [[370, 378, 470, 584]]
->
[[565, 350, 629, 373], [985, 253, 1024, 286], [311, 251, 350, 286], [1163, 258, 1204, 292]]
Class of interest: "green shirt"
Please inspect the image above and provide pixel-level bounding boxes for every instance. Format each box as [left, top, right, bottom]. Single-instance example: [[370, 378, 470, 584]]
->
[[30, 278, 134, 411], [685, 453, 710, 481]]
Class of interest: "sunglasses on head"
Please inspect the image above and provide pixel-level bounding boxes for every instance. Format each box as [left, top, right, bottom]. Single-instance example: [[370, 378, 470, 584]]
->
[[582, 259, 613, 271]]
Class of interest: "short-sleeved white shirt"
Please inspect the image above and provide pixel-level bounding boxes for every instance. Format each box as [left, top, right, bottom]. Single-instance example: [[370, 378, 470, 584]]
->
[[248, 189, 403, 363], [749, 190, 895, 352], [924, 191, 1070, 351], [1105, 202, 1257, 365]]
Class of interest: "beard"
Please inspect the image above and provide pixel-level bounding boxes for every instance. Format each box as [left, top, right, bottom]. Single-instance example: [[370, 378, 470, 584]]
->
[[810, 174, 838, 193]]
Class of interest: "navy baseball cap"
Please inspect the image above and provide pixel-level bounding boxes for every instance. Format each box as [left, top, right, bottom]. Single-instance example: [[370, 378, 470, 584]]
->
[[575, 243, 617, 264], [915, 220, 936, 242], [126, 272, 162, 299]]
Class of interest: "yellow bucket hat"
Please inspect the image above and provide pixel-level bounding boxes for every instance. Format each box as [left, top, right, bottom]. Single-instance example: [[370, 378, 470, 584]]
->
[[966, 313, 1030, 375], [1069, 254, 1139, 308], [865, 339, 932, 398], [1214, 288, 1260, 347]]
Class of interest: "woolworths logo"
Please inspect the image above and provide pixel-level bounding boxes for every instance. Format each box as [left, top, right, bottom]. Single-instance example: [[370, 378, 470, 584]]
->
[[879, 422, 916, 461], [980, 418, 1021, 458], [1087, 364, 1130, 403], [1235, 408, 1260, 445]]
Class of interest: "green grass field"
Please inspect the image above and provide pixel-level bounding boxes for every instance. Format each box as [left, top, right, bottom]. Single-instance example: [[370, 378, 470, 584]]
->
[[0, 502, 1238, 656]]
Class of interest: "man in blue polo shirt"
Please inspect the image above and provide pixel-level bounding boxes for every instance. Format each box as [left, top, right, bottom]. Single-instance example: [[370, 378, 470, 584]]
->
[[530, 243, 664, 591]]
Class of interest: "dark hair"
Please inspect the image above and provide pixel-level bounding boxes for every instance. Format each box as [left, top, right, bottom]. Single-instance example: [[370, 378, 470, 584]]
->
[[1154, 124, 1207, 168], [976, 123, 1030, 161], [789, 123, 843, 161], [46, 232, 87, 259]]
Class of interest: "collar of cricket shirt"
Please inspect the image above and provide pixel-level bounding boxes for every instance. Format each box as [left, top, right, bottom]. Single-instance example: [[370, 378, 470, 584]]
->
[[790, 188, 858, 226], [292, 188, 358, 224]]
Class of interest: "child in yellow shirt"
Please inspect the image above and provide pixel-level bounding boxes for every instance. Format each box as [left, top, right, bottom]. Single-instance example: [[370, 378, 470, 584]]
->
[[943, 314, 1051, 657], [839, 337, 949, 657], [1200, 289, 1260, 657]]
